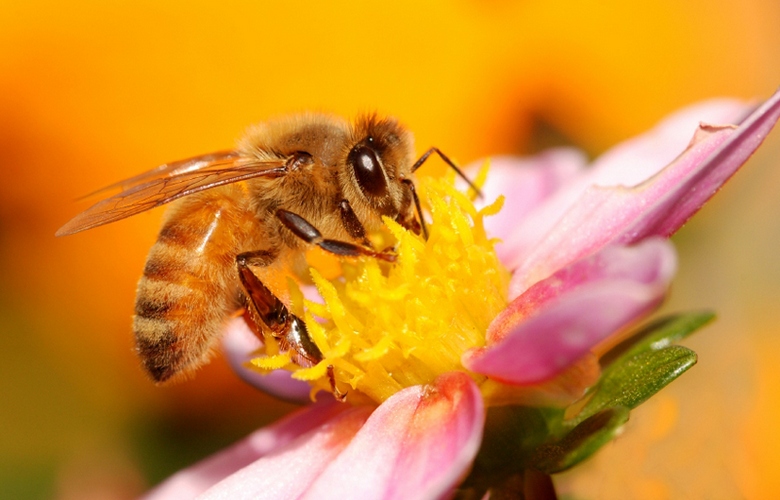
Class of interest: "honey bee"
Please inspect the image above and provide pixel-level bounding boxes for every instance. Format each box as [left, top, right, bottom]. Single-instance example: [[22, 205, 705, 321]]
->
[[58, 113, 477, 384]]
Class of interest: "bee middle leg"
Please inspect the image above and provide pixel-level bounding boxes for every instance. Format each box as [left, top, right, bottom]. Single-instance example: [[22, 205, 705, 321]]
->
[[276, 208, 396, 262]]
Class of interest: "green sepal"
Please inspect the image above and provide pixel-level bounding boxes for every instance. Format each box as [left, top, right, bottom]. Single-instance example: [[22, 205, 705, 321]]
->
[[573, 345, 697, 426], [565, 311, 711, 427], [600, 311, 713, 367], [529, 406, 631, 474], [457, 311, 711, 493], [461, 406, 564, 492]]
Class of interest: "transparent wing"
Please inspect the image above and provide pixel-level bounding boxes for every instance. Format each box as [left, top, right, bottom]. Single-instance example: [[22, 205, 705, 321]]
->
[[76, 150, 241, 199], [57, 151, 288, 236]]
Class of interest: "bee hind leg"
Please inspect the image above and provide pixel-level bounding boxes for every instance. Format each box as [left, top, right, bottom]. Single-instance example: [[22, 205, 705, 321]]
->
[[237, 250, 348, 401], [236, 251, 322, 367], [327, 364, 347, 402]]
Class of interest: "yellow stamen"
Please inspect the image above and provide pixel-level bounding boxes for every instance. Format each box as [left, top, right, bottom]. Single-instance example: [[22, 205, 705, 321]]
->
[[251, 353, 291, 370], [253, 163, 510, 404]]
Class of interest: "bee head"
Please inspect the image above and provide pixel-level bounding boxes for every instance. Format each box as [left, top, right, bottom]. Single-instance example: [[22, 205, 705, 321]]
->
[[343, 115, 417, 228]]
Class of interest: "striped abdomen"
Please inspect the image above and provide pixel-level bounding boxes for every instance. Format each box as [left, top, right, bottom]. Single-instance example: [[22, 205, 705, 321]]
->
[[133, 188, 260, 383]]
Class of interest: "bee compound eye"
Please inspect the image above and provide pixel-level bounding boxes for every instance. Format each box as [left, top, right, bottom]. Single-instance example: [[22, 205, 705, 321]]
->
[[348, 145, 388, 198]]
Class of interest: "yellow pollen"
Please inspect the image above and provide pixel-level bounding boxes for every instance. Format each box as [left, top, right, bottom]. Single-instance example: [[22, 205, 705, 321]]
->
[[253, 164, 509, 404]]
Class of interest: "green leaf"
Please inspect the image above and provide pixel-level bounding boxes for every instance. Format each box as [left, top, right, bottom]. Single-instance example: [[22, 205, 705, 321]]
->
[[600, 311, 714, 367], [574, 345, 697, 426], [529, 406, 630, 474]]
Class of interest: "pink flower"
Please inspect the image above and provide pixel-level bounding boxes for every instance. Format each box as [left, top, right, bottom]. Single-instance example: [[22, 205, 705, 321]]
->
[[144, 89, 780, 499]]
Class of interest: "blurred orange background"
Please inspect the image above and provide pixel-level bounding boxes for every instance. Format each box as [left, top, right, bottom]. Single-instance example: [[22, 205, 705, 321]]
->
[[2, 1, 780, 498]]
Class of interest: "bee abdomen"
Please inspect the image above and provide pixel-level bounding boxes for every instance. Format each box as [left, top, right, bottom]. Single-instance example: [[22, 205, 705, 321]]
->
[[134, 263, 227, 382], [133, 313, 179, 382], [134, 294, 172, 321], [133, 200, 248, 383]]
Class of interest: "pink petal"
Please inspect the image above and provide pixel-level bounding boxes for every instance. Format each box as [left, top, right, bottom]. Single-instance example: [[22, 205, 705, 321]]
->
[[493, 238, 677, 344], [508, 89, 780, 296], [199, 405, 373, 500], [468, 150, 587, 263], [463, 239, 676, 384], [142, 399, 353, 500], [499, 98, 749, 271], [222, 317, 312, 403], [303, 372, 485, 500], [588, 98, 751, 186]]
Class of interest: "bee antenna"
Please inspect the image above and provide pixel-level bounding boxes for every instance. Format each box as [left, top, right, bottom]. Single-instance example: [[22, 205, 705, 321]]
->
[[410, 147, 483, 199], [402, 179, 428, 240]]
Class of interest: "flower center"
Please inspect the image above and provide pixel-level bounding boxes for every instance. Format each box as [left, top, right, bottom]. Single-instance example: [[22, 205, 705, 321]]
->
[[252, 167, 509, 404]]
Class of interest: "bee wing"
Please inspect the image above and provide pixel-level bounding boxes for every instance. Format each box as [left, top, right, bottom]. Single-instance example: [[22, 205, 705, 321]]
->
[[77, 150, 241, 199], [57, 152, 289, 236]]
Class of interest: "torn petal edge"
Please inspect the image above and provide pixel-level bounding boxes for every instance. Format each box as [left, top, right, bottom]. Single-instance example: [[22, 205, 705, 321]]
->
[[508, 88, 780, 296]]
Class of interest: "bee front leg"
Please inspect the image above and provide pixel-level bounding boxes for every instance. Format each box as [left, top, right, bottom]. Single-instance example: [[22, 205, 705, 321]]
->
[[338, 199, 373, 247], [236, 251, 323, 367], [276, 209, 396, 262]]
